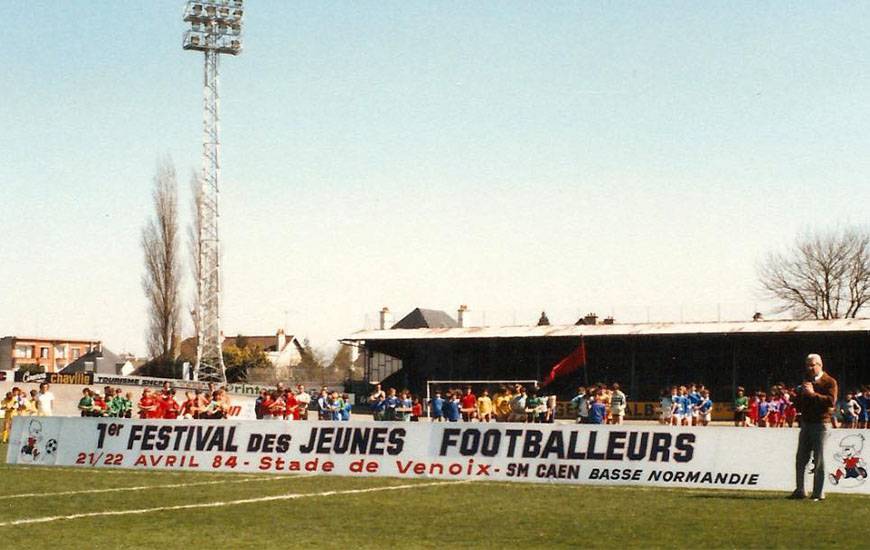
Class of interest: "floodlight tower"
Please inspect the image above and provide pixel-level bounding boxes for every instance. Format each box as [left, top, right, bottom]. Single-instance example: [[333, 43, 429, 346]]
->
[[183, 1, 244, 382]]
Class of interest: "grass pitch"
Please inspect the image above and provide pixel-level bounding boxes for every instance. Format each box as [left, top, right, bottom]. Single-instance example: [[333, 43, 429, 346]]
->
[[0, 442, 867, 549]]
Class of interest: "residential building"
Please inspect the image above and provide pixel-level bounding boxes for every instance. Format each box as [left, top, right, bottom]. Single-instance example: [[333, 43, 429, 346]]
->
[[59, 347, 135, 376], [0, 336, 101, 373], [178, 329, 304, 369]]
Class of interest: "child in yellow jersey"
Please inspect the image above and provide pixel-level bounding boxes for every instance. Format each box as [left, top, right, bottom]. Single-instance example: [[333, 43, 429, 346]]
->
[[2, 391, 17, 444], [477, 389, 494, 422]]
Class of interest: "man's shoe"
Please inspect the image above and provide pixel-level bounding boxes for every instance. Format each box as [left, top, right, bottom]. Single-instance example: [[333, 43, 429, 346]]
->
[[812, 495, 825, 501], [787, 491, 807, 500]]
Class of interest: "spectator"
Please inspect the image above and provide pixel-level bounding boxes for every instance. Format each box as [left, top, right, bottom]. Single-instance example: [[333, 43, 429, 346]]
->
[[757, 392, 770, 428], [296, 385, 311, 420], [660, 388, 673, 425], [37, 383, 54, 416]]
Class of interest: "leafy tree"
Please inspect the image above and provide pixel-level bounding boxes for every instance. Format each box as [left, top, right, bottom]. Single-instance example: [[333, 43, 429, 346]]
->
[[223, 343, 271, 383]]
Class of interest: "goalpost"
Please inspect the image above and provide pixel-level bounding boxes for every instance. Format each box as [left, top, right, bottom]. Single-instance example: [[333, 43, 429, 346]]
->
[[424, 379, 540, 418]]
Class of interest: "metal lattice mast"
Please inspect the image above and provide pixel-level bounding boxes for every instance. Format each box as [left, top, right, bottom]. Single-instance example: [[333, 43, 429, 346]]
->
[[183, 1, 244, 382]]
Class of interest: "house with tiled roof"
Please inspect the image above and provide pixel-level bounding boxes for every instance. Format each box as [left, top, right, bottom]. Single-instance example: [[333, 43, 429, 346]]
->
[[178, 329, 304, 369]]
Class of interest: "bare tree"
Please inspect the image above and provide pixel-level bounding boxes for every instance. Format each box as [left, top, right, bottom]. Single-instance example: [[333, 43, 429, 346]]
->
[[142, 160, 182, 361], [759, 227, 870, 319]]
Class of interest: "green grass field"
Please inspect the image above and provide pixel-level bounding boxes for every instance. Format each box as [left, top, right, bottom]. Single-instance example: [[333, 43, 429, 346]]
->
[[0, 442, 867, 549]]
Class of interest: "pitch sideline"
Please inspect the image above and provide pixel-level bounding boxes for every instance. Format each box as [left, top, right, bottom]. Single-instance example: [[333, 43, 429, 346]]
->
[[0, 480, 470, 527], [0, 473, 317, 500]]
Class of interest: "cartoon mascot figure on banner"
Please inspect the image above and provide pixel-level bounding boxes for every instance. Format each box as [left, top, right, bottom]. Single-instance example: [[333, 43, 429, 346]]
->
[[829, 434, 868, 487], [19, 419, 58, 464]]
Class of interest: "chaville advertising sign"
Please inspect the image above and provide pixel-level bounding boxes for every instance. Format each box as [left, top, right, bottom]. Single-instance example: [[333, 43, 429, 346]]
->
[[6, 417, 869, 494]]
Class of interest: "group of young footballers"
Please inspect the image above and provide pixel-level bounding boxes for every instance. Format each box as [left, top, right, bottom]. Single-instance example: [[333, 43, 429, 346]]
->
[[254, 384, 354, 421], [76, 382, 234, 420], [659, 384, 715, 426], [1, 383, 55, 443], [731, 384, 870, 429]]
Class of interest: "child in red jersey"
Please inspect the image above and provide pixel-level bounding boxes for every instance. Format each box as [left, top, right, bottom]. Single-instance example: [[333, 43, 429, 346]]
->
[[460, 387, 477, 421], [180, 391, 200, 419], [748, 392, 759, 427], [284, 391, 300, 420], [260, 392, 275, 420], [138, 389, 159, 419], [162, 389, 181, 419], [268, 391, 286, 420]]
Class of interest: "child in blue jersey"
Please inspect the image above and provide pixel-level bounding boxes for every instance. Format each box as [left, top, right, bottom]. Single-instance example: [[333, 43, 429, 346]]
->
[[588, 391, 607, 424], [678, 386, 692, 426], [339, 393, 352, 421], [669, 387, 681, 426], [397, 390, 413, 422], [697, 389, 713, 426], [430, 392, 445, 421], [444, 393, 461, 422], [371, 395, 386, 421], [857, 387, 870, 429], [384, 388, 400, 421], [687, 384, 702, 426], [757, 392, 770, 427]]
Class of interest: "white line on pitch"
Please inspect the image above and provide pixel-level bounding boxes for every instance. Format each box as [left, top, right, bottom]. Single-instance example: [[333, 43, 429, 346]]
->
[[0, 480, 469, 527], [0, 473, 317, 501]]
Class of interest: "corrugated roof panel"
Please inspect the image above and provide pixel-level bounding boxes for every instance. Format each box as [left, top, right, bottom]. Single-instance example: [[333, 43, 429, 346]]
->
[[344, 319, 870, 341]]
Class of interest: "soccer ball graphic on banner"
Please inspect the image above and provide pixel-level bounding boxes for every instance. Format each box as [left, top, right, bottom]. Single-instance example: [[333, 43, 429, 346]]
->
[[829, 434, 868, 488], [17, 419, 59, 464]]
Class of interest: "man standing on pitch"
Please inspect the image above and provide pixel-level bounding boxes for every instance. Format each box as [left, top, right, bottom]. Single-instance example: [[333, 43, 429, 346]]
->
[[792, 353, 838, 501]]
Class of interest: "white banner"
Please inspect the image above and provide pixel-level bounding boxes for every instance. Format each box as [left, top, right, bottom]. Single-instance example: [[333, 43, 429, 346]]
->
[[6, 417, 870, 494]]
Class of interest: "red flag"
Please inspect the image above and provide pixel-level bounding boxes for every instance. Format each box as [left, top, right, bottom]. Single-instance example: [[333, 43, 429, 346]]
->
[[542, 338, 586, 386]]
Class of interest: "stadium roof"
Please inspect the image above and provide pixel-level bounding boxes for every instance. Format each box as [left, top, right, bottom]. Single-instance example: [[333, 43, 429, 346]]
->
[[344, 318, 870, 342]]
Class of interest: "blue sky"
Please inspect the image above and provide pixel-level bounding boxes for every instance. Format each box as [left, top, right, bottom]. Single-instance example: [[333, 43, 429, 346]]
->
[[2, 1, 869, 355]]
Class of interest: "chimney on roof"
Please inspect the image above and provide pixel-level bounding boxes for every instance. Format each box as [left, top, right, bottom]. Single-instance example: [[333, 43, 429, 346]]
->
[[752, 312, 763, 322], [603, 316, 615, 325], [379, 307, 392, 330], [584, 312, 598, 325], [276, 329, 286, 351], [457, 305, 468, 328]]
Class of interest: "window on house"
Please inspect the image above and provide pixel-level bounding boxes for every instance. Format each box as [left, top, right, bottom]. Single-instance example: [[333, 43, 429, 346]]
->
[[72, 348, 81, 359], [55, 345, 66, 358], [40, 347, 49, 359]]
